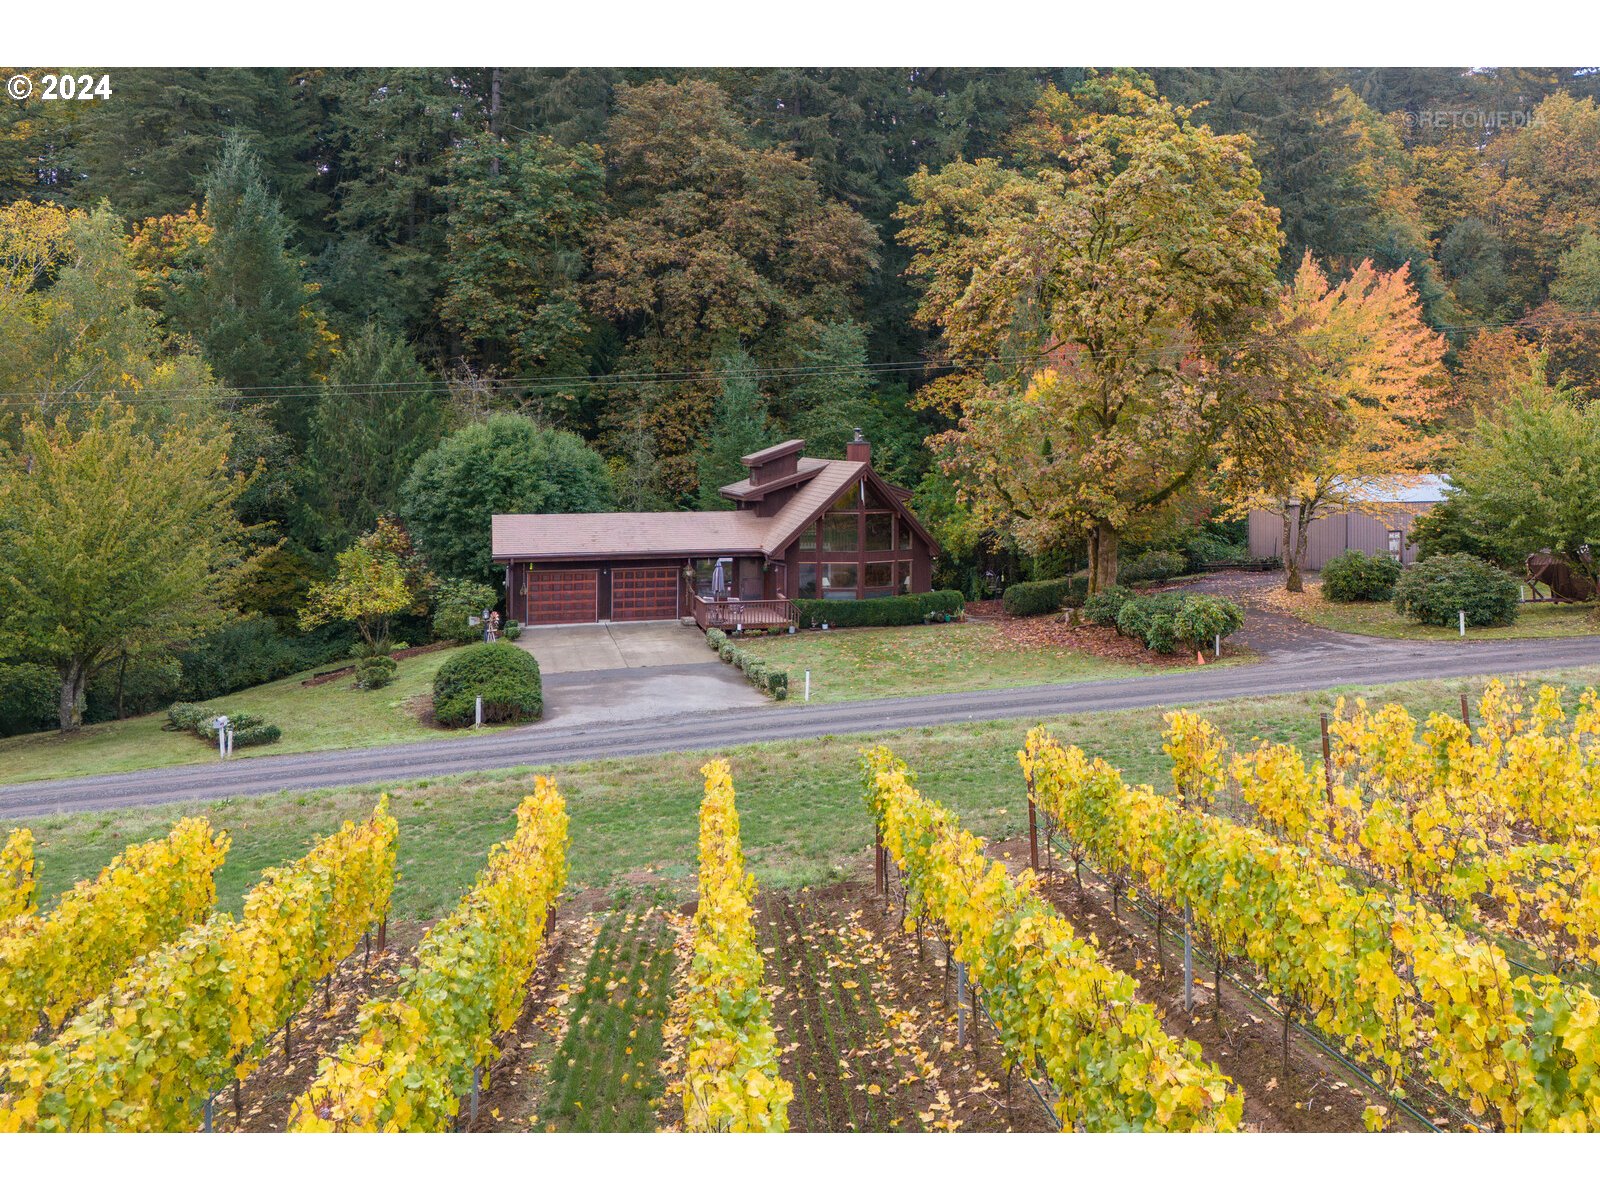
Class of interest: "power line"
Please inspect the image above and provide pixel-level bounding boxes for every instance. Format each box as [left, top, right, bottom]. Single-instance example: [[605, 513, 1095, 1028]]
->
[[1, 308, 1595, 409]]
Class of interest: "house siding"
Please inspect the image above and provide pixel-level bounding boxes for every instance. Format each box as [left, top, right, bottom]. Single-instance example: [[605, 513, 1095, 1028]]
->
[[1248, 504, 1434, 572]]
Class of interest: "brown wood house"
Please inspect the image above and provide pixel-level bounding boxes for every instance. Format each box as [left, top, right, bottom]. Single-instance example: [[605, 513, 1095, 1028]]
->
[[491, 432, 941, 628]]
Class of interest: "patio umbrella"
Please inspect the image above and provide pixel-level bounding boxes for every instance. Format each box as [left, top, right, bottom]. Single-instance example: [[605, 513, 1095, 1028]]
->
[[711, 560, 726, 598]]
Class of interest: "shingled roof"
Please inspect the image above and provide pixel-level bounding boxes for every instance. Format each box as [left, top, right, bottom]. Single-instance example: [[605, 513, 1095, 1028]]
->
[[491, 441, 935, 563]]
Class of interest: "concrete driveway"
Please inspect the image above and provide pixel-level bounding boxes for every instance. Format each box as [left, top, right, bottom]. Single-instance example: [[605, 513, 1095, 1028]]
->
[[518, 621, 720, 674], [516, 621, 766, 729]]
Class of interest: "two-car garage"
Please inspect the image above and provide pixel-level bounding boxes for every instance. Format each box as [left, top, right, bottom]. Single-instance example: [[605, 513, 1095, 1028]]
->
[[519, 564, 681, 626]]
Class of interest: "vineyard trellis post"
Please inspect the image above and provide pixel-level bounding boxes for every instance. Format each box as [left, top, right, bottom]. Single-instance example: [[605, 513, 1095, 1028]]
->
[[1028, 790, 1039, 871], [1319, 713, 1335, 805], [955, 961, 967, 1046], [1182, 905, 1194, 1013]]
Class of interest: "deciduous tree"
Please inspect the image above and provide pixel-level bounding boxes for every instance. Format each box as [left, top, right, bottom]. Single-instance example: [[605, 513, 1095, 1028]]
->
[[0, 406, 259, 730], [900, 74, 1297, 593], [1236, 254, 1451, 592]]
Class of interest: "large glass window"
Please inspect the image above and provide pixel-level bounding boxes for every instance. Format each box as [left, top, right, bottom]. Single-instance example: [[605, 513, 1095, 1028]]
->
[[799, 522, 816, 551], [899, 562, 912, 595], [863, 561, 895, 597], [898, 519, 913, 551], [796, 563, 819, 599], [823, 512, 859, 552], [831, 487, 860, 512], [865, 512, 893, 551], [821, 563, 857, 599]]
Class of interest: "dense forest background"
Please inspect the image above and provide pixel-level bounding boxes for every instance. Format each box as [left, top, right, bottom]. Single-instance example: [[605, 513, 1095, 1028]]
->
[[3, 66, 1599, 724]]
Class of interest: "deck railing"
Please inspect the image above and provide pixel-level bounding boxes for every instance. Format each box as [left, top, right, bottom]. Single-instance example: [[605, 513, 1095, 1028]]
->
[[690, 595, 799, 631]]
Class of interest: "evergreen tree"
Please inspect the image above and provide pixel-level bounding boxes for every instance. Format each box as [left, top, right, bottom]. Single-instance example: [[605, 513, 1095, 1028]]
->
[[438, 131, 604, 420], [695, 352, 776, 511], [299, 324, 447, 551], [174, 135, 321, 441]]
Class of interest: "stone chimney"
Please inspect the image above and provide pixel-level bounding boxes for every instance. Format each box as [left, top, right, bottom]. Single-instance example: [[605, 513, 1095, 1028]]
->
[[845, 427, 871, 464]]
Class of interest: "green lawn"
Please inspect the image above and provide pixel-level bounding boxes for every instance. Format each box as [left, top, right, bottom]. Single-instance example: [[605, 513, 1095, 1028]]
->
[[0, 648, 495, 785], [1275, 582, 1600, 641], [20, 664, 1600, 923], [743, 621, 1170, 703]]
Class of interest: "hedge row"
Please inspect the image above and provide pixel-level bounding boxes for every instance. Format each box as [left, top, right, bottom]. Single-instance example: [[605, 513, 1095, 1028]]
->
[[165, 703, 282, 747], [1003, 575, 1087, 617], [706, 629, 788, 700], [793, 589, 964, 628]]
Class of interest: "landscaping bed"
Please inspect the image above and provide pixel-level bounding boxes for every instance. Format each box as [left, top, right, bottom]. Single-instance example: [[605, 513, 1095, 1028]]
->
[[1258, 581, 1600, 641]]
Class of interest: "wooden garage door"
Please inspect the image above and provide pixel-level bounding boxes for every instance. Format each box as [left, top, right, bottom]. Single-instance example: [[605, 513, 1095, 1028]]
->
[[528, 570, 598, 625], [612, 567, 680, 621]]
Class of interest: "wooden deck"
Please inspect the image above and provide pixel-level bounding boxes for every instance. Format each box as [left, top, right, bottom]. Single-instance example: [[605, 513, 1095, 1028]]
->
[[690, 595, 799, 631]]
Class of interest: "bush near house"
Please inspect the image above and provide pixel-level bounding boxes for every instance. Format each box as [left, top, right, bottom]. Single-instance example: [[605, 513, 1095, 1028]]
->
[[705, 628, 788, 699], [1392, 554, 1521, 628], [1003, 575, 1088, 617], [1321, 550, 1403, 602], [431, 579, 498, 644], [432, 642, 542, 726], [793, 590, 964, 629]]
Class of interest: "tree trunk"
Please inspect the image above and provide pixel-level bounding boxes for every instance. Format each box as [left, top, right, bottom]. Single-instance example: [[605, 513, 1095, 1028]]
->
[[57, 660, 89, 732], [1086, 527, 1100, 595], [1282, 509, 1303, 593], [1094, 522, 1120, 594]]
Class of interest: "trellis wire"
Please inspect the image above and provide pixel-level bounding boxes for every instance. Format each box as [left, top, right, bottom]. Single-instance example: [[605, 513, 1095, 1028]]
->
[[1042, 819, 1467, 1133]]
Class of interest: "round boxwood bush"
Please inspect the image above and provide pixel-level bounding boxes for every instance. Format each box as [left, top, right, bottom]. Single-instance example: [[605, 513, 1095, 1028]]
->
[[432, 642, 542, 726], [1320, 550, 1403, 602], [1083, 585, 1135, 627], [1392, 554, 1521, 628], [354, 655, 399, 690]]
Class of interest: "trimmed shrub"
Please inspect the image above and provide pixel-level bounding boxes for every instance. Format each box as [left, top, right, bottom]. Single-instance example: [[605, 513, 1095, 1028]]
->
[[1111, 591, 1243, 655], [1117, 595, 1184, 654], [354, 655, 399, 690], [1172, 594, 1246, 651], [432, 642, 542, 726], [1118, 550, 1187, 585], [166, 702, 282, 746], [1321, 550, 1403, 602], [1003, 575, 1088, 617], [165, 702, 217, 733], [1392, 554, 1521, 628], [793, 590, 964, 629], [432, 579, 498, 644], [703, 627, 788, 699], [206, 714, 282, 747], [0, 663, 58, 737], [503, 620, 522, 642], [1083, 585, 1135, 627]]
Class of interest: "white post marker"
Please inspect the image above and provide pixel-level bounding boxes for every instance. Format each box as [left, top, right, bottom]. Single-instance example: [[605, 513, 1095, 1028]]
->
[[1213, 632, 1221, 660], [804, 670, 811, 702], [1459, 610, 1466, 637], [212, 715, 230, 760], [474, 695, 484, 728]]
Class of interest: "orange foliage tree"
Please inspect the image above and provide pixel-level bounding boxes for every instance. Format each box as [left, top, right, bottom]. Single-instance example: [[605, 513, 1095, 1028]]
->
[[1233, 253, 1451, 592]]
